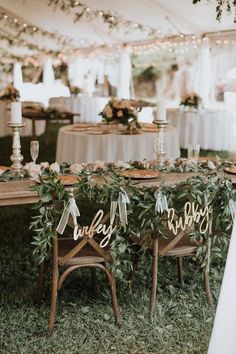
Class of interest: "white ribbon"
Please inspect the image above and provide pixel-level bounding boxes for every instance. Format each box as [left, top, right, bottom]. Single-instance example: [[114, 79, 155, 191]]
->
[[154, 190, 168, 214], [110, 201, 118, 226], [229, 199, 236, 222], [56, 195, 80, 234], [118, 187, 130, 225]]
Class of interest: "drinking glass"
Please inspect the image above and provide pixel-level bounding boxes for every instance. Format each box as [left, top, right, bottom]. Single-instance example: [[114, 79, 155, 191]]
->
[[188, 144, 200, 163], [30, 140, 39, 164]]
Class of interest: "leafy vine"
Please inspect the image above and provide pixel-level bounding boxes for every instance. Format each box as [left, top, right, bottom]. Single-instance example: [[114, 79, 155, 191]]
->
[[193, 0, 236, 22], [29, 168, 236, 279]]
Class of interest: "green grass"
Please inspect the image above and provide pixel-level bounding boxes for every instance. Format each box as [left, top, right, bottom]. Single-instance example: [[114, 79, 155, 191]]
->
[[0, 128, 229, 354]]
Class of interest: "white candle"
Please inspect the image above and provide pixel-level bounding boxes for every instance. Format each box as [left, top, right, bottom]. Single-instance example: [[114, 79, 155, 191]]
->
[[11, 102, 22, 124], [154, 99, 166, 122]]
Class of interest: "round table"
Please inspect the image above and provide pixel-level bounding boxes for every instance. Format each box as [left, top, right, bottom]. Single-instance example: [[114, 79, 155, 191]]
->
[[56, 124, 180, 164], [167, 108, 232, 150]]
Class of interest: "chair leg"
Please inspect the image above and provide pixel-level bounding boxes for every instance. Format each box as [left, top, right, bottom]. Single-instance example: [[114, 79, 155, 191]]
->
[[204, 238, 213, 305], [177, 257, 184, 287], [149, 238, 158, 317], [36, 261, 46, 304], [128, 246, 140, 289], [204, 270, 213, 305], [110, 273, 121, 325], [48, 263, 59, 335], [91, 268, 98, 297]]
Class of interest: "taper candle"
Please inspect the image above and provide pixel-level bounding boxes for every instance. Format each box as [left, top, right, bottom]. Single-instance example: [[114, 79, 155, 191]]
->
[[11, 102, 22, 124]]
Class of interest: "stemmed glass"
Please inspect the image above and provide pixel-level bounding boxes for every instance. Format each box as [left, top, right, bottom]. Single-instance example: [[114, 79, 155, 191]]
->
[[30, 140, 39, 164]]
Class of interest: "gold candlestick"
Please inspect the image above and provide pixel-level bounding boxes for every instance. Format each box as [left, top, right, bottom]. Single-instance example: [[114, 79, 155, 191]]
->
[[152, 119, 169, 170], [7, 121, 25, 171]]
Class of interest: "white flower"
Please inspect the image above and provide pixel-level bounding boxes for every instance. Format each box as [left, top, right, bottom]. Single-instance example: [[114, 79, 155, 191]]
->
[[69, 163, 83, 175], [0, 169, 4, 176], [207, 160, 216, 170], [24, 162, 42, 179], [115, 161, 131, 170], [93, 160, 106, 171], [40, 162, 49, 169], [49, 162, 60, 173]]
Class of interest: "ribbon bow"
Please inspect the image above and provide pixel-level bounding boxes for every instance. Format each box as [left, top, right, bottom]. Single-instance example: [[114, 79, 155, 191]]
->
[[229, 199, 236, 222], [118, 187, 130, 225], [56, 190, 80, 234], [110, 187, 130, 227], [154, 190, 168, 214]]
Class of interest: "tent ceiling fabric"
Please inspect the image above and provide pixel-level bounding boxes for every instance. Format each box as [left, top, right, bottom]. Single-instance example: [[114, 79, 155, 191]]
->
[[0, 0, 235, 53]]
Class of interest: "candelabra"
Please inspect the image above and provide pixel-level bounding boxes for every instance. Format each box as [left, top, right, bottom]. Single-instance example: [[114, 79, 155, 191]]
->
[[152, 120, 169, 170], [7, 122, 25, 172]]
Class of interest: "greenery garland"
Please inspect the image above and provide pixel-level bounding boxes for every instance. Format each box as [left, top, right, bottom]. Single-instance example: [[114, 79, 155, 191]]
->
[[47, 0, 161, 37], [192, 0, 236, 22], [28, 167, 236, 280]]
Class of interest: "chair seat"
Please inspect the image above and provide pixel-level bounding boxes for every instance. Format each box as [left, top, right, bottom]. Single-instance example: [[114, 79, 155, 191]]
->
[[130, 234, 197, 257]]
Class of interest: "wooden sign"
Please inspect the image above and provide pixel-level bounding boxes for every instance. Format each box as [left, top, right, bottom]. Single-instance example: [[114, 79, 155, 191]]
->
[[167, 201, 213, 235], [73, 209, 117, 248]]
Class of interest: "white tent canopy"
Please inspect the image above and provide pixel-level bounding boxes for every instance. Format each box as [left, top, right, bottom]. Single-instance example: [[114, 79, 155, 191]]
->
[[0, 0, 235, 53]]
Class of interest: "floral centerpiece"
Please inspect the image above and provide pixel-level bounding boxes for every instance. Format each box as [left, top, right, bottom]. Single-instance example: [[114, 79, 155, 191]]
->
[[99, 98, 141, 133], [180, 92, 202, 110], [0, 85, 20, 101]]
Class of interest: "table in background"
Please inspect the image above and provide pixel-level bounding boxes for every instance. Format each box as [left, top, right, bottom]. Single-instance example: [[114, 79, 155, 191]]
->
[[49, 96, 109, 123], [22, 110, 80, 144], [56, 124, 180, 164], [0, 102, 45, 138], [167, 108, 232, 150]]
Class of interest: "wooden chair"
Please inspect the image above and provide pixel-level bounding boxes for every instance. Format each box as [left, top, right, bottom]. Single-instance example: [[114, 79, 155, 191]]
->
[[38, 213, 120, 334], [130, 227, 212, 317]]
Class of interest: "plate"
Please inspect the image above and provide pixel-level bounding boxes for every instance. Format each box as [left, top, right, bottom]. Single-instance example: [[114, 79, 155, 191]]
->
[[35, 174, 79, 185], [224, 166, 236, 175], [87, 131, 109, 135], [119, 169, 160, 179], [141, 128, 157, 133], [0, 165, 10, 171]]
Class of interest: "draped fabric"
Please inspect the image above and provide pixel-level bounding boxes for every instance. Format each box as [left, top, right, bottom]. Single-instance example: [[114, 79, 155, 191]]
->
[[208, 217, 236, 354], [13, 62, 23, 89], [42, 57, 55, 86], [192, 43, 212, 107], [117, 47, 132, 99]]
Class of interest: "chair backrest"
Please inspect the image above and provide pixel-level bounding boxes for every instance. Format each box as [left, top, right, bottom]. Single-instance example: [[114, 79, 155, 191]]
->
[[56, 210, 113, 266]]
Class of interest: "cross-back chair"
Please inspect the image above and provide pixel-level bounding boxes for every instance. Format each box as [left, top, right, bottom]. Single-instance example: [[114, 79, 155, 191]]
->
[[38, 211, 120, 334], [130, 221, 212, 317]]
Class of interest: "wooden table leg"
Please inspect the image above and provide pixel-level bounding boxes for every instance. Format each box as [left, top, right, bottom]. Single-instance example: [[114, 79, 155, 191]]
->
[[32, 117, 36, 140]]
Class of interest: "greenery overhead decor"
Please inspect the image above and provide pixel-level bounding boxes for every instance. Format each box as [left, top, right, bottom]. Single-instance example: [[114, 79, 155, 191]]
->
[[192, 0, 236, 22], [0, 9, 76, 50], [0, 30, 60, 57], [47, 0, 162, 37], [29, 165, 236, 280]]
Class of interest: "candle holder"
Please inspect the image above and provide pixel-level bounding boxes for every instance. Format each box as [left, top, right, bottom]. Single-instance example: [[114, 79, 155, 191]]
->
[[7, 121, 25, 172], [152, 120, 169, 170]]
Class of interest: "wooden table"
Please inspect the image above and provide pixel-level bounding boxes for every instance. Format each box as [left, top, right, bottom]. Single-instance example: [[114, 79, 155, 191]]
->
[[22, 110, 80, 145], [1, 172, 236, 207]]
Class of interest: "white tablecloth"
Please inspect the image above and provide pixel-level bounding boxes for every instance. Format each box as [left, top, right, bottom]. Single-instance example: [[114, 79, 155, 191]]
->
[[208, 218, 236, 354], [49, 96, 109, 123], [56, 125, 180, 164], [167, 109, 232, 151], [0, 102, 45, 137]]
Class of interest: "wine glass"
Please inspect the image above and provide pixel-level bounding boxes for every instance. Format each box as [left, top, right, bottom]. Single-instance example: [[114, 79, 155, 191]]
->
[[30, 140, 39, 164]]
